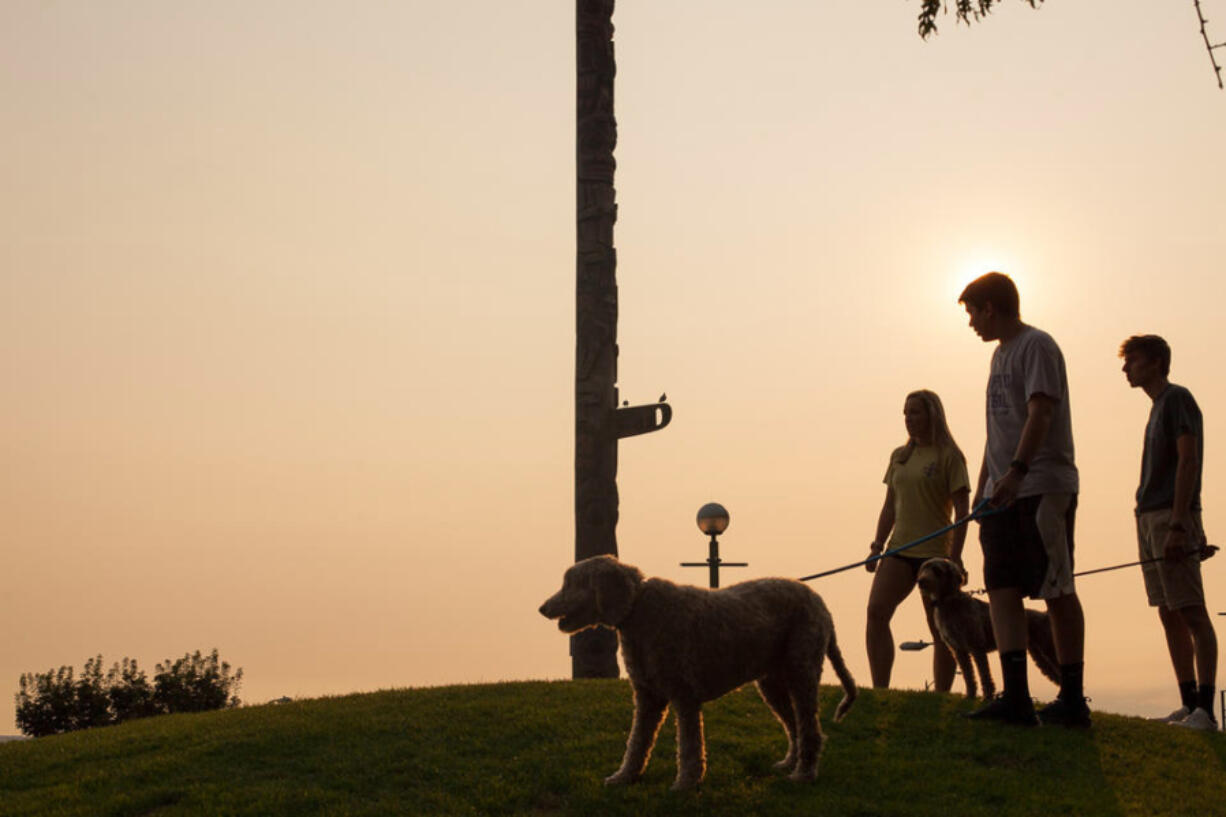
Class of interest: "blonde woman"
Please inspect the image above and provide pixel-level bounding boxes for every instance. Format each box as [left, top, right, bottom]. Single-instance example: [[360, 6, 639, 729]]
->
[[866, 390, 970, 690]]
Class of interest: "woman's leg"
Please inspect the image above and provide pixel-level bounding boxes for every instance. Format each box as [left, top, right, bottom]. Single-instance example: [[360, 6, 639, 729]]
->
[[866, 557, 920, 688]]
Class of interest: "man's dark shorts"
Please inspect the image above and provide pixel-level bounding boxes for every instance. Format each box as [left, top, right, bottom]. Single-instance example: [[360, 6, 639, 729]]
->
[[979, 493, 1078, 599]]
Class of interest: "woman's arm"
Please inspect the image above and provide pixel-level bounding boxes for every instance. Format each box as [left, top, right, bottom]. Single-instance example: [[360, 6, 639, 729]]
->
[[949, 487, 971, 567], [867, 486, 896, 573]]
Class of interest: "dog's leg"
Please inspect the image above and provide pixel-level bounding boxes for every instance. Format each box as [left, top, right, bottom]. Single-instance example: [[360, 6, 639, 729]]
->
[[756, 675, 798, 772], [604, 686, 667, 786], [971, 651, 995, 700], [953, 648, 979, 699], [785, 670, 823, 783], [671, 699, 706, 790]]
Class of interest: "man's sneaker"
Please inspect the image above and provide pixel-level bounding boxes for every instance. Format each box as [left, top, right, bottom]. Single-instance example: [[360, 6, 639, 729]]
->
[[1037, 696, 1092, 728], [964, 695, 1039, 726], [1151, 705, 1191, 723], [1173, 707, 1219, 731]]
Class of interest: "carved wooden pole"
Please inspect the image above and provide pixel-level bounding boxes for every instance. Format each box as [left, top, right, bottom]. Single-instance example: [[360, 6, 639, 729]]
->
[[573, 0, 621, 678], [573, 0, 670, 678]]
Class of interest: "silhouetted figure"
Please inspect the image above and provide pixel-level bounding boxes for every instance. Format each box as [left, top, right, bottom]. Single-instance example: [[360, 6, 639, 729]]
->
[[959, 272, 1089, 728], [864, 390, 969, 693], [1120, 334, 1219, 730]]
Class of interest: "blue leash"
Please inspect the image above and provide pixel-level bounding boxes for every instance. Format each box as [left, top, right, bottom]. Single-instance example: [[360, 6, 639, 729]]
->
[[798, 498, 998, 583]]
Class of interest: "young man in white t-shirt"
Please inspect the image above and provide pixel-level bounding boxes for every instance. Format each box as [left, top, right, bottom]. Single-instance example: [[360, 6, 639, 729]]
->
[[959, 272, 1090, 728]]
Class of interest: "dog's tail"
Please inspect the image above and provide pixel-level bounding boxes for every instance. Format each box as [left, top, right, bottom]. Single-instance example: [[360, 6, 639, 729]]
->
[[1025, 612, 1063, 686], [826, 631, 857, 722]]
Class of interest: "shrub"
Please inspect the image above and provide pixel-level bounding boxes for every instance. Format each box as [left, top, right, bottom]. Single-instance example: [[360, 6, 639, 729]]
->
[[153, 650, 243, 714], [106, 658, 159, 723], [14, 650, 242, 737], [16, 667, 78, 738], [74, 656, 113, 731]]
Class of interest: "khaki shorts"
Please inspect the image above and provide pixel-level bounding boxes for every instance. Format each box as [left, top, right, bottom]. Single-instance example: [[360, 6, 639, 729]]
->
[[1137, 508, 1206, 610]]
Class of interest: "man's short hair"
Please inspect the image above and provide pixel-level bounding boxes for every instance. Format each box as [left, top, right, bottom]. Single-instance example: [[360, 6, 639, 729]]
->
[[958, 272, 1020, 319], [1119, 334, 1171, 377]]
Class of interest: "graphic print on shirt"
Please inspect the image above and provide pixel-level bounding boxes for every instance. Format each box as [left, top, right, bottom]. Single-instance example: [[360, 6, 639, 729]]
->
[[988, 372, 1013, 414]]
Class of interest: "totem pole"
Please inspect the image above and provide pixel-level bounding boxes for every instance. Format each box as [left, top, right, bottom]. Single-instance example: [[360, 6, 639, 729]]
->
[[573, 0, 671, 678]]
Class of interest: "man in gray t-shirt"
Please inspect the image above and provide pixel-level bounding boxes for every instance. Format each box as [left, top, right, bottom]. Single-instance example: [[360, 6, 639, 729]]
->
[[1121, 334, 1218, 730], [959, 272, 1089, 728], [984, 327, 1078, 500]]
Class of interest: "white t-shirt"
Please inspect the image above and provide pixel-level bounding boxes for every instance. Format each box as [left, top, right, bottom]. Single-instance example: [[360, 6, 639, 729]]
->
[[984, 325, 1079, 498]]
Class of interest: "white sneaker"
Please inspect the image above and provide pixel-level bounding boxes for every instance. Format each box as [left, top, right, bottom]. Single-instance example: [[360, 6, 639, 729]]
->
[[1153, 705, 1191, 723], [1173, 707, 1218, 731]]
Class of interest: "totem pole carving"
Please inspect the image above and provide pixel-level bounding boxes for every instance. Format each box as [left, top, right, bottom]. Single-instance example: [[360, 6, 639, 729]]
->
[[573, 0, 671, 678]]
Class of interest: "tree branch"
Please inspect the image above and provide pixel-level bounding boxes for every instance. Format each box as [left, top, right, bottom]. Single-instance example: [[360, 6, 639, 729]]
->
[[1193, 0, 1225, 89], [917, 0, 1042, 40]]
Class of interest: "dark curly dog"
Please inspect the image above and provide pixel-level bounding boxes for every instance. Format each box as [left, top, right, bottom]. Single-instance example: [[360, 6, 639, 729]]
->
[[916, 557, 1061, 699], [539, 555, 856, 790]]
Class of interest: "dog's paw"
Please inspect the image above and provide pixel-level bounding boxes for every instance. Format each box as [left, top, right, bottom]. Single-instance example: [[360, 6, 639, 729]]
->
[[788, 768, 818, 783], [669, 776, 702, 791], [772, 755, 797, 772], [603, 771, 640, 786]]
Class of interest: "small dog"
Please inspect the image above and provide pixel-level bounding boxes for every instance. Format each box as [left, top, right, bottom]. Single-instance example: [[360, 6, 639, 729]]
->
[[539, 555, 856, 790], [915, 557, 1061, 699]]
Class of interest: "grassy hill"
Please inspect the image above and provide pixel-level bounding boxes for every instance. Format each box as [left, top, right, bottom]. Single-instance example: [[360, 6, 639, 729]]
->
[[1, 680, 1223, 817]]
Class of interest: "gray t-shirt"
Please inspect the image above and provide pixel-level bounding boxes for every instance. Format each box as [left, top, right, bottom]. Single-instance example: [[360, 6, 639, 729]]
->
[[1136, 383, 1202, 514], [984, 326, 1079, 499]]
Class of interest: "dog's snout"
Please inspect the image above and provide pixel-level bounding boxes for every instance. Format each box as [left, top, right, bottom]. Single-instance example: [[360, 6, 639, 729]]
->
[[539, 592, 562, 619]]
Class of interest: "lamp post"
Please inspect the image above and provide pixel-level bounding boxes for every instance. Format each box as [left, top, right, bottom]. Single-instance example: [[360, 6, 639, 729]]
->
[[681, 503, 746, 588]]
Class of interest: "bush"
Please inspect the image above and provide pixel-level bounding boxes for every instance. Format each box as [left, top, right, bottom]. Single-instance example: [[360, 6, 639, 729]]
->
[[153, 650, 243, 714], [15, 650, 242, 737], [15, 667, 79, 738], [107, 657, 159, 723], [74, 656, 113, 730]]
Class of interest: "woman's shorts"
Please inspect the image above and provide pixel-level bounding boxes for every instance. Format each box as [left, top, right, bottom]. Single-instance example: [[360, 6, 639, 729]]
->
[[885, 552, 933, 580]]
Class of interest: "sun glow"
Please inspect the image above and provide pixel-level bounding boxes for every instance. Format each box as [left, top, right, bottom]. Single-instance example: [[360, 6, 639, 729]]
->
[[950, 253, 1030, 302], [939, 251, 1060, 325]]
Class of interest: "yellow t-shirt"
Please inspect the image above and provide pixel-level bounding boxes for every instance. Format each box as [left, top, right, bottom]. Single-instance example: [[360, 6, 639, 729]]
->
[[883, 444, 971, 559]]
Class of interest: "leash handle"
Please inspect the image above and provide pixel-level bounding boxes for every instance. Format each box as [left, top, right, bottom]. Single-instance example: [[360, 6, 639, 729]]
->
[[798, 499, 997, 583]]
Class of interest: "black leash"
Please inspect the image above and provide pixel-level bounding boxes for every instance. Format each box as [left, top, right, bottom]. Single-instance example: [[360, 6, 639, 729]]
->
[[1073, 545, 1218, 578], [799, 493, 1218, 587], [961, 545, 1220, 595], [798, 499, 998, 583]]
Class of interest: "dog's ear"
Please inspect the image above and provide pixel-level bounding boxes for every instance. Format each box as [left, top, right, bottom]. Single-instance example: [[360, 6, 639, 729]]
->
[[593, 560, 642, 625]]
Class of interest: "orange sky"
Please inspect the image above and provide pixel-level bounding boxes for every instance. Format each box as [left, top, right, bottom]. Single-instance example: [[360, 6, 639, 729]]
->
[[3, 1, 1225, 732]]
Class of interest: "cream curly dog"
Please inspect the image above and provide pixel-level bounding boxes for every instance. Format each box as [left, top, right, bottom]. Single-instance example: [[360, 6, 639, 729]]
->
[[539, 555, 856, 790], [916, 557, 1061, 699]]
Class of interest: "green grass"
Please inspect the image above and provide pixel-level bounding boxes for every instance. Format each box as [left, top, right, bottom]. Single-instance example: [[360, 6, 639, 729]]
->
[[1, 680, 1224, 816]]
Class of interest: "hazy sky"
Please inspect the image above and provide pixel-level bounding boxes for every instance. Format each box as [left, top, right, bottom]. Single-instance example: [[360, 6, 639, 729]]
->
[[3, 1, 1225, 731]]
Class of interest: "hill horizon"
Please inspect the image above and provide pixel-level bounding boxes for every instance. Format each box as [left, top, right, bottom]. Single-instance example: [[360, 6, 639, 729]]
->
[[2, 679, 1224, 816]]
